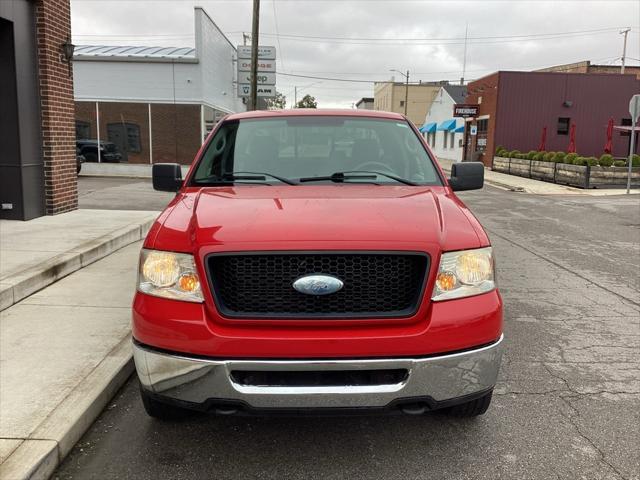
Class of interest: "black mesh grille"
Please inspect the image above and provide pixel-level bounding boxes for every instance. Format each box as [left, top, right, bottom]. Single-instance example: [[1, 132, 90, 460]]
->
[[207, 252, 429, 319]]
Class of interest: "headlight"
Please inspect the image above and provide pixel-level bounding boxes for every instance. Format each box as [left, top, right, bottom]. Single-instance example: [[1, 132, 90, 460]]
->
[[138, 249, 203, 302], [432, 247, 495, 301]]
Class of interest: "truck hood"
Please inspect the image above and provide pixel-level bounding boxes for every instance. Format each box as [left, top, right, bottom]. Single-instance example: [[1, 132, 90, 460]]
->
[[150, 185, 486, 252]]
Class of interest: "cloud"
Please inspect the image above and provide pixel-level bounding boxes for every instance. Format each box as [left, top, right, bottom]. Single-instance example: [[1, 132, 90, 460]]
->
[[71, 0, 639, 109]]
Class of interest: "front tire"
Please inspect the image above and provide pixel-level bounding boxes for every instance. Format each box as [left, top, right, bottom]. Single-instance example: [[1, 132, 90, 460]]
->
[[447, 390, 493, 418], [140, 386, 194, 420]]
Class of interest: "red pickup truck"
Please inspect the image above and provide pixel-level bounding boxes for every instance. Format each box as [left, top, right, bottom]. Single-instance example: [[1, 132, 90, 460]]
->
[[133, 109, 503, 419]]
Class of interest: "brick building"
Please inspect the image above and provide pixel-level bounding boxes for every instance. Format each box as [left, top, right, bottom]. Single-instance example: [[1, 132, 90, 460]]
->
[[463, 71, 640, 167], [1, 0, 78, 220], [72, 7, 244, 165], [536, 60, 640, 80]]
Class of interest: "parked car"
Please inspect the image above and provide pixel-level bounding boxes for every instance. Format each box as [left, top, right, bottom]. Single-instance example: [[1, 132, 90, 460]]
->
[[133, 109, 503, 420], [76, 147, 84, 174], [76, 139, 122, 163]]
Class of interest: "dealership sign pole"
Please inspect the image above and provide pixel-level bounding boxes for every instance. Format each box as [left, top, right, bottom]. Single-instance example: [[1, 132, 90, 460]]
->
[[250, 0, 260, 110], [628, 94, 639, 194]]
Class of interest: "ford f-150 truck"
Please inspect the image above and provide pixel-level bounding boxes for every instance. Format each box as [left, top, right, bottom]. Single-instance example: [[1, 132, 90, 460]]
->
[[133, 109, 503, 419]]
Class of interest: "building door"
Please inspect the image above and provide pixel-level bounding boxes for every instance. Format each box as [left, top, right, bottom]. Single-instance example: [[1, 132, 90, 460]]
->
[[464, 127, 474, 161], [107, 123, 129, 162]]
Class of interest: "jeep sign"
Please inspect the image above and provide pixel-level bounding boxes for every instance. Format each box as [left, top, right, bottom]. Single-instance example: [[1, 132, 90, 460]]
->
[[453, 104, 479, 118]]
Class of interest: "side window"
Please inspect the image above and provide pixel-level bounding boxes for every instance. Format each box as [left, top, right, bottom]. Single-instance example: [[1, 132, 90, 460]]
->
[[557, 117, 570, 135], [75, 121, 90, 139], [107, 123, 141, 153]]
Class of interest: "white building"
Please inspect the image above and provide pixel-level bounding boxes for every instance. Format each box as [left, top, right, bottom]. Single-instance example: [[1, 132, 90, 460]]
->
[[420, 85, 466, 162], [72, 7, 245, 164]]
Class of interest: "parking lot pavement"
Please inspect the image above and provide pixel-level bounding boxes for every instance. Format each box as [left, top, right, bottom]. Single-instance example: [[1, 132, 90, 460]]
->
[[55, 183, 640, 480]]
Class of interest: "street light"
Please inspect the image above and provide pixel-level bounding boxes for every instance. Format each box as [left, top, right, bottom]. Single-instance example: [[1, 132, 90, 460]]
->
[[390, 69, 409, 116]]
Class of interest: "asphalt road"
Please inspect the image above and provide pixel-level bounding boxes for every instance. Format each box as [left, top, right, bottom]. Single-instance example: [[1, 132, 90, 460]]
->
[[59, 178, 640, 480]]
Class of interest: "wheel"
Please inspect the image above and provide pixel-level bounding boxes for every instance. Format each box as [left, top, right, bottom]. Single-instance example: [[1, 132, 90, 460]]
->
[[139, 386, 194, 420], [447, 390, 493, 418]]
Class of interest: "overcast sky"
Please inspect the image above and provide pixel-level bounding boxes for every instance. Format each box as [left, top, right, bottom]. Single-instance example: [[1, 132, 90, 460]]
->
[[71, 0, 639, 109]]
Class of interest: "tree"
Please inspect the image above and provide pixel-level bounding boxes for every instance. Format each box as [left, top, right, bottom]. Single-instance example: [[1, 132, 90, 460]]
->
[[296, 94, 317, 109], [266, 91, 286, 110]]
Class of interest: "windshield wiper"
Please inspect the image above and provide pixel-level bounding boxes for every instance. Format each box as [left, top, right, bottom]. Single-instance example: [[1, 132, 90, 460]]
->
[[340, 170, 418, 186], [299, 172, 379, 183], [223, 171, 297, 185]]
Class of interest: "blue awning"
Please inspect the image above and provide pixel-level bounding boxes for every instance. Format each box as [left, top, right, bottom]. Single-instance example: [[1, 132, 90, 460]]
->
[[437, 119, 457, 131], [454, 124, 464, 133], [419, 122, 437, 133]]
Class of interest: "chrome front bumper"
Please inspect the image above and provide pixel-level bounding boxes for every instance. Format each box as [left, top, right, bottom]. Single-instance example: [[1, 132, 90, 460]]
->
[[134, 335, 503, 410]]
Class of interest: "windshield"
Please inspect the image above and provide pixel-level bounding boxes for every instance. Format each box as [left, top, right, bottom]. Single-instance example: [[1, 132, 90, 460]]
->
[[191, 116, 442, 185]]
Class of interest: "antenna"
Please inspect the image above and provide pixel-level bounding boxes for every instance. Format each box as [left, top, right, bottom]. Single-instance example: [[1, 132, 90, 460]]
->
[[461, 22, 468, 85]]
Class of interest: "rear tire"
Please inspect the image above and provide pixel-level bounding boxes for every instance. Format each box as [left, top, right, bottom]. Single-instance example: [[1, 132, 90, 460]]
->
[[447, 390, 493, 418], [140, 387, 194, 420]]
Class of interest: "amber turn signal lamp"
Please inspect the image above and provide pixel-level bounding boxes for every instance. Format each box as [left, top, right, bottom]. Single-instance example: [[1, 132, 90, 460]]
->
[[178, 273, 200, 292], [436, 271, 457, 291]]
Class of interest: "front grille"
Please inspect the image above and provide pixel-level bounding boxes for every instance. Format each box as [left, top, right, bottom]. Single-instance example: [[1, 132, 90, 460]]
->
[[207, 252, 429, 319]]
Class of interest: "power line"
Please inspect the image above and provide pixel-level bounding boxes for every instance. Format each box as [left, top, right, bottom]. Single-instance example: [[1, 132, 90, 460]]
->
[[257, 26, 623, 42], [271, 0, 285, 70]]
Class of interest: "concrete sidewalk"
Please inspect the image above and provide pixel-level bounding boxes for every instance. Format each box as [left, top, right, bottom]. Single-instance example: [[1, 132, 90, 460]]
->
[[0, 242, 141, 480], [437, 157, 640, 195], [80, 163, 190, 178], [0, 209, 158, 310]]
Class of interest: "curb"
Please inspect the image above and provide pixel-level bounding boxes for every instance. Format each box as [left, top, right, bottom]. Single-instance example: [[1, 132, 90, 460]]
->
[[0, 218, 155, 311], [0, 336, 134, 480]]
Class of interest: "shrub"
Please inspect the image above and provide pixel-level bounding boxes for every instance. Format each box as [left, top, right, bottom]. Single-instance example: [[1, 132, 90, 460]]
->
[[632, 154, 640, 167], [554, 152, 566, 163], [585, 156, 599, 166], [533, 152, 545, 161], [508, 150, 521, 158], [526, 150, 537, 160], [543, 151, 556, 162], [564, 153, 578, 164], [495, 145, 506, 155], [516, 153, 528, 159], [613, 160, 626, 167], [598, 154, 614, 167], [573, 156, 587, 166]]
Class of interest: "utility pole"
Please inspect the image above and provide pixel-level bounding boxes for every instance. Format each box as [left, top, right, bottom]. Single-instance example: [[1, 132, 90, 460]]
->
[[461, 22, 468, 85], [250, 0, 260, 110], [294, 86, 297, 108], [242, 32, 250, 46], [404, 70, 409, 116], [620, 27, 631, 74]]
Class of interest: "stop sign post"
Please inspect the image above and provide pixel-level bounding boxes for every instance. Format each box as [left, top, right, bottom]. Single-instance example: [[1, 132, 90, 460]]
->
[[628, 94, 640, 194]]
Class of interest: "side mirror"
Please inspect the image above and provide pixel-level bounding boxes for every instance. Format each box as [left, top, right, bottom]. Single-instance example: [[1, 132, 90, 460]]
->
[[448, 162, 484, 191], [152, 163, 183, 192]]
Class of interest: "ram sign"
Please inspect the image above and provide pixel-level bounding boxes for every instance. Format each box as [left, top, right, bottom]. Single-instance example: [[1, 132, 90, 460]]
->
[[453, 104, 479, 118]]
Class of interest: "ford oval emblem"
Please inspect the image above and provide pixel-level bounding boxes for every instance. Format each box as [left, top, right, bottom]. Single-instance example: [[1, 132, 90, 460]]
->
[[293, 274, 344, 296]]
